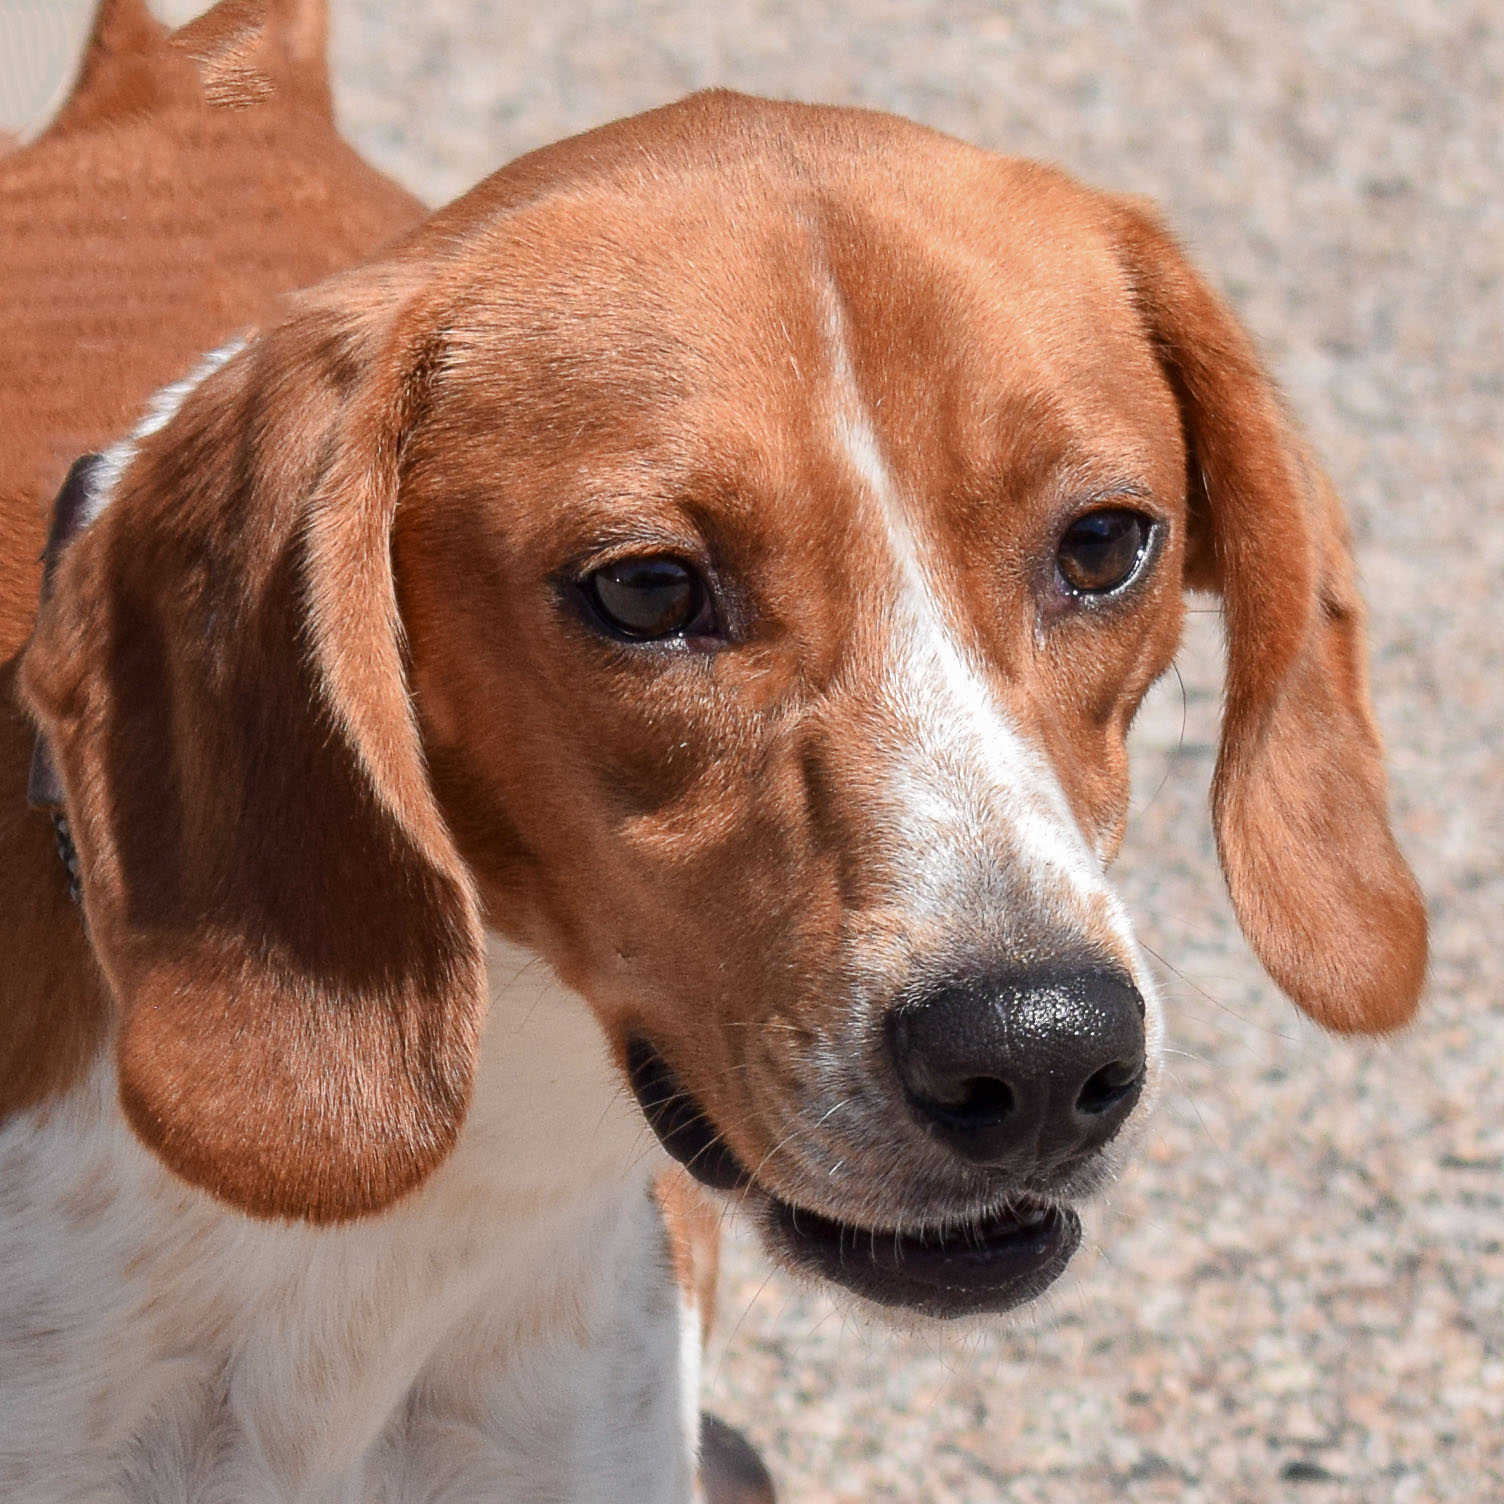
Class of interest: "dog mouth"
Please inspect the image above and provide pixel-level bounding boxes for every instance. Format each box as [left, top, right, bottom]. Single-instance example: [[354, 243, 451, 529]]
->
[[626, 1036, 1081, 1318]]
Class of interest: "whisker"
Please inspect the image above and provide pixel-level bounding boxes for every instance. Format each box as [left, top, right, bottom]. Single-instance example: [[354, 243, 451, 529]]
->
[[1140, 941, 1302, 1043], [1161, 1064, 1225, 1153], [1130, 657, 1191, 818], [709, 1263, 780, 1389], [744, 1097, 858, 1189]]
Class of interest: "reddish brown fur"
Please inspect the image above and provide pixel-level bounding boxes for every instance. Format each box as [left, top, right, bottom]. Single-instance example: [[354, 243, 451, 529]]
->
[[6, 68, 1424, 1229], [656, 1169, 721, 1345], [1111, 206, 1427, 1030], [0, 0, 424, 1120]]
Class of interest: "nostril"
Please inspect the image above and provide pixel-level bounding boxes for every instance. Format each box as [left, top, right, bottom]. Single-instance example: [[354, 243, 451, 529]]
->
[[1075, 1058, 1143, 1117], [920, 1074, 1014, 1129]]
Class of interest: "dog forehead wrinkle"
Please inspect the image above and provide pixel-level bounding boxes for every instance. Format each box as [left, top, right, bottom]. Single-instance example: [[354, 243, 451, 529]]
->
[[815, 279, 1109, 925]]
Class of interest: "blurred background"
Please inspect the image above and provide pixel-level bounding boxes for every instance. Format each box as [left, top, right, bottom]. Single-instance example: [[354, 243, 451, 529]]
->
[[3, 3, 1500, 1500]]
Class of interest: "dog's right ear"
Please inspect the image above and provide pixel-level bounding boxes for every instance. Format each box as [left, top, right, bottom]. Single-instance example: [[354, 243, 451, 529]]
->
[[21, 289, 488, 1223]]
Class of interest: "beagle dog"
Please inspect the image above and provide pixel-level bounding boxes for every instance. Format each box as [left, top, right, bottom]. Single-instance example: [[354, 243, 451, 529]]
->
[[0, 1, 1426, 1500]]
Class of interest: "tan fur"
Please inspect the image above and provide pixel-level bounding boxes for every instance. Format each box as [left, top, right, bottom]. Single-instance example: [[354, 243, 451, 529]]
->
[[1109, 204, 1426, 1031], [2, 16, 758, 1495], [1, 13, 1421, 1497], [0, 0, 424, 1121], [657, 1169, 722, 1347], [10, 82, 1425, 1223]]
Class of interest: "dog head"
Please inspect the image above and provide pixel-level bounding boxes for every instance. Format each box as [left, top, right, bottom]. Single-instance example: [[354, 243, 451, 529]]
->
[[21, 94, 1425, 1315]]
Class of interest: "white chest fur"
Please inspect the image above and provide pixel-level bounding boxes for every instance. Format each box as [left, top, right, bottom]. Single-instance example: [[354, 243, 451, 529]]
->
[[0, 939, 694, 1504]]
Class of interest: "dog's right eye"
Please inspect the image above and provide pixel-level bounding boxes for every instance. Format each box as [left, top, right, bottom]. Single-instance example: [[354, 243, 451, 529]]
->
[[584, 556, 713, 640]]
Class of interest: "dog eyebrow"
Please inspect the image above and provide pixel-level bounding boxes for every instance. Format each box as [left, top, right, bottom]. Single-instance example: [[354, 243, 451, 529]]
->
[[1079, 480, 1158, 505]]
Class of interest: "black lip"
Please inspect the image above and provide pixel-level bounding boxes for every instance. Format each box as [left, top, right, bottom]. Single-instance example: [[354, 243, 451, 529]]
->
[[626, 1035, 1081, 1317], [626, 1035, 749, 1191], [763, 1196, 1081, 1319]]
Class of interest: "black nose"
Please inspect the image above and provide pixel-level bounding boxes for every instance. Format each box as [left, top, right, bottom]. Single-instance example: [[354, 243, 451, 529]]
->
[[887, 969, 1146, 1173]]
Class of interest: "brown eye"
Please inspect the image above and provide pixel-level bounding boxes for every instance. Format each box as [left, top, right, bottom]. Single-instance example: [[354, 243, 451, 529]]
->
[[586, 556, 711, 640], [1056, 509, 1154, 595]]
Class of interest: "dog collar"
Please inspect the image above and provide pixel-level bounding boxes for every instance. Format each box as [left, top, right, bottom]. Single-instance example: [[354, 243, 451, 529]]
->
[[27, 453, 103, 909]]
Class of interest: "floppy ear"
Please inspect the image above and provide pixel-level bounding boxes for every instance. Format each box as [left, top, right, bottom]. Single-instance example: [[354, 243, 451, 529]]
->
[[1113, 203, 1426, 1034], [20, 293, 487, 1221]]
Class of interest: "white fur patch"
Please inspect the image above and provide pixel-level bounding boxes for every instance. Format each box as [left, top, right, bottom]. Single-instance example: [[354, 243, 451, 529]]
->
[[819, 282, 1160, 1015], [0, 938, 694, 1503]]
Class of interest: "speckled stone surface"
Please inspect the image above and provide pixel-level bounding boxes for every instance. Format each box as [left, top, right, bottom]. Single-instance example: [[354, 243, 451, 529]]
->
[[9, 3, 1503, 1499]]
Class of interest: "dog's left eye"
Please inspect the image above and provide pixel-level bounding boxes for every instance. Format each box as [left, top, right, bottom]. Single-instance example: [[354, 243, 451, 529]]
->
[[1055, 508, 1155, 596], [585, 556, 713, 640]]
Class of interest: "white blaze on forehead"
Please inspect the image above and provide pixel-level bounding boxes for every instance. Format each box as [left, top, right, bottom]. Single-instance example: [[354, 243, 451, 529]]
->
[[816, 283, 1132, 949]]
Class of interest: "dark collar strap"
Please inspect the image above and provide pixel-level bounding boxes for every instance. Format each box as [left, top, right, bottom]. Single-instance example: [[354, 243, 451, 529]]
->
[[28, 453, 104, 908], [47, 813, 83, 907]]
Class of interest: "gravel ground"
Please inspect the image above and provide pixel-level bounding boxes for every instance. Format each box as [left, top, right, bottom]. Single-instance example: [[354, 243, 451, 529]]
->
[[7, 3, 1502, 1500]]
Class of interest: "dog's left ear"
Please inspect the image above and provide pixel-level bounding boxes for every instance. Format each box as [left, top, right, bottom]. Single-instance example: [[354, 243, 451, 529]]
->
[[1111, 201, 1426, 1033], [21, 287, 488, 1221]]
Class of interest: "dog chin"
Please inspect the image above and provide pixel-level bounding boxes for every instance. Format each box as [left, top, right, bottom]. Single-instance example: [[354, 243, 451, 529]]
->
[[626, 1034, 1096, 1321]]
